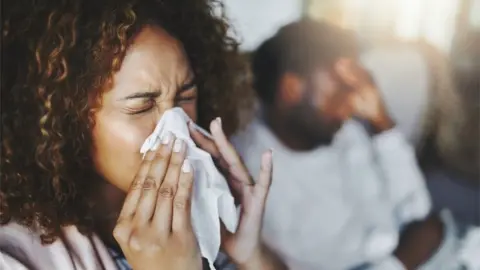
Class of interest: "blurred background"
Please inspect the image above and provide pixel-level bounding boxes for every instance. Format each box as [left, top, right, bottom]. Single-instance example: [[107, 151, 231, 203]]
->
[[224, 1, 479, 262], [224, 1, 480, 267], [225, 0, 479, 55], [224, 0, 479, 182], [224, 0, 479, 94]]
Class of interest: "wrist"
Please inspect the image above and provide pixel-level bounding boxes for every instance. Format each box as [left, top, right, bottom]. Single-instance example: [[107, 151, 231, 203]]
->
[[393, 253, 415, 270], [237, 246, 286, 270], [370, 115, 395, 135]]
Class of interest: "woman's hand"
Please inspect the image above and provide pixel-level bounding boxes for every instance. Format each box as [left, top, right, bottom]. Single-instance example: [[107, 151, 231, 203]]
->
[[189, 118, 286, 270], [113, 133, 202, 270]]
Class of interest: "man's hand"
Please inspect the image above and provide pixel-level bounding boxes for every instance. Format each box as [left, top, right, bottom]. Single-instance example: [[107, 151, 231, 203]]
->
[[350, 84, 395, 134], [394, 214, 444, 270], [335, 59, 395, 133]]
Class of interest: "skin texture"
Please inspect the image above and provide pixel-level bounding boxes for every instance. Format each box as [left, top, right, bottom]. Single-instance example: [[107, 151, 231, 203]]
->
[[113, 136, 203, 270], [92, 26, 198, 193]]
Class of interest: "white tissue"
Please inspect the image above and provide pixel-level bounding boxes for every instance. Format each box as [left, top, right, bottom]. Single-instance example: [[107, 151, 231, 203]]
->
[[140, 108, 238, 269]]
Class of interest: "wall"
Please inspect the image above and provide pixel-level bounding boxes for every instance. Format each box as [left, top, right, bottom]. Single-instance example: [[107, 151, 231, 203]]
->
[[224, 0, 304, 52]]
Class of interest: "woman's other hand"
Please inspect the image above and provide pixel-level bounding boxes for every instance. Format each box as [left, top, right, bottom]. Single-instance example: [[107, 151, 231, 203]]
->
[[113, 133, 202, 270], [190, 119, 286, 270]]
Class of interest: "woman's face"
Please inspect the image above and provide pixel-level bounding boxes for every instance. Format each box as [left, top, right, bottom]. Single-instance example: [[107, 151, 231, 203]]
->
[[92, 25, 197, 192]]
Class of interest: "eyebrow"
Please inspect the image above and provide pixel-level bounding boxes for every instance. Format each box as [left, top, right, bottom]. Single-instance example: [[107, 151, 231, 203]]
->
[[122, 90, 162, 100], [121, 78, 196, 100]]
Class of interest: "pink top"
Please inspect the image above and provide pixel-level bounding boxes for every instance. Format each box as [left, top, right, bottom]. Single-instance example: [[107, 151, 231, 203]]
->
[[0, 222, 118, 270]]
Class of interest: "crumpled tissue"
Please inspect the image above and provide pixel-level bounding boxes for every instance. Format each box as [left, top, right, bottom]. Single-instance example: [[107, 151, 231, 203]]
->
[[140, 107, 238, 269]]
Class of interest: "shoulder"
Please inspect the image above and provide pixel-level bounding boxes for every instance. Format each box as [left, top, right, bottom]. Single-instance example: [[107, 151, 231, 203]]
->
[[0, 222, 117, 270], [0, 222, 51, 269], [0, 222, 42, 249]]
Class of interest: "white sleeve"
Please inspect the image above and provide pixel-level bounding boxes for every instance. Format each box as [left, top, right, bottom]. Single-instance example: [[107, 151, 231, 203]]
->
[[367, 256, 406, 270], [0, 251, 30, 270], [419, 209, 462, 270], [366, 210, 462, 270], [372, 128, 432, 226]]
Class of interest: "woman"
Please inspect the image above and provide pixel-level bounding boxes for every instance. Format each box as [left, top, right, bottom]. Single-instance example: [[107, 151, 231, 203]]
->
[[0, 0, 283, 269]]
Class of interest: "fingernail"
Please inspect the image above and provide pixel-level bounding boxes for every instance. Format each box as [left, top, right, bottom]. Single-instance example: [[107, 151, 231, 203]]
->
[[162, 132, 172, 144], [151, 137, 161, 151], [173, 139, 184, 152], [182, 159, 191, 173], [262, 149, 273, 170], [211, 117, 222, 133]]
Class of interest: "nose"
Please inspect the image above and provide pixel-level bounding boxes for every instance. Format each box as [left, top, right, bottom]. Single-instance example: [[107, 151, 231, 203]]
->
[[152, 102, 175, 123]]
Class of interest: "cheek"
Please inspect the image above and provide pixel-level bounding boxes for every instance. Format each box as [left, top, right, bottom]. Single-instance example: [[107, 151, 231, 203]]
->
[[180, 102, 197, 122], [313, 87, 351, 121], [92, 111, 155, 192]]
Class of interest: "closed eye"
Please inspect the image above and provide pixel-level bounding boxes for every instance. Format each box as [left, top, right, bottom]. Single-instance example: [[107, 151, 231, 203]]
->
[[125, 97, 157, 115], [176, 78, 197, 103], [180, 79, 196, 92]]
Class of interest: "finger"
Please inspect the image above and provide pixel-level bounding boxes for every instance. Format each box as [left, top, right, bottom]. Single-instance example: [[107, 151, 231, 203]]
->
[[117, 151, 155, 222], [335, 58, 361, 88], [152, 138, 186, 233], [172, 159, 194, 233], [188, 121, 221, 158], [133, 132, 175, 225], [161, 138, 187, 196], [210, 118, 251, 184], [146, 132, 175, 187], [253, 150, 273, 201], [237, 150, 273, 237]]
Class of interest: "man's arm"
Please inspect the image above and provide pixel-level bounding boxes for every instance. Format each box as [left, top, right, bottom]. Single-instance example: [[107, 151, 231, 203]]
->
[[346, 67, 441, 269], [339, 63, 448, 269], [371, 119, 432, 222], [370, 118, 444, 269], [393, 214, 444, 270], [367, 209, 461, 270]]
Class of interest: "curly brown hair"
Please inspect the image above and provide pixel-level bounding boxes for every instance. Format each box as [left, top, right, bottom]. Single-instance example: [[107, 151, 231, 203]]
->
[[1, 0, 251, 243]]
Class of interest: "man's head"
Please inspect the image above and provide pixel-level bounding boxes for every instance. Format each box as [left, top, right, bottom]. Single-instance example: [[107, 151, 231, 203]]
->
[[252, 19, 359, 146]]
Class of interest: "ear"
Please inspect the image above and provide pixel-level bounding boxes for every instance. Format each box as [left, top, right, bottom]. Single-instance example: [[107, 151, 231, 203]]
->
[[333, 58, 361, 88], [278, 72, 304, 106]]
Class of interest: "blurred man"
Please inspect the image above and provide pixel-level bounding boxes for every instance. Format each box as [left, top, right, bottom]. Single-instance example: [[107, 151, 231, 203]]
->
[[232, 19, 458, 270]]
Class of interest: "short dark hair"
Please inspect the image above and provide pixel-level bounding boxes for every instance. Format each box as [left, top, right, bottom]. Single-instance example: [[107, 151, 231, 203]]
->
[[252, 18, 358, 105]]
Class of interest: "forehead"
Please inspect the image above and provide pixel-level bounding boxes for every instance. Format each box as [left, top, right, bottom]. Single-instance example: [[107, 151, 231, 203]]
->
[[109, 25, 190, 96]]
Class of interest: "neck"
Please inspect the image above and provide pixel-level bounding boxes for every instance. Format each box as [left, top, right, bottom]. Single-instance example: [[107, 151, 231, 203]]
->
[[262, 106, 327, 151], [92, 180, 126, 253]]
